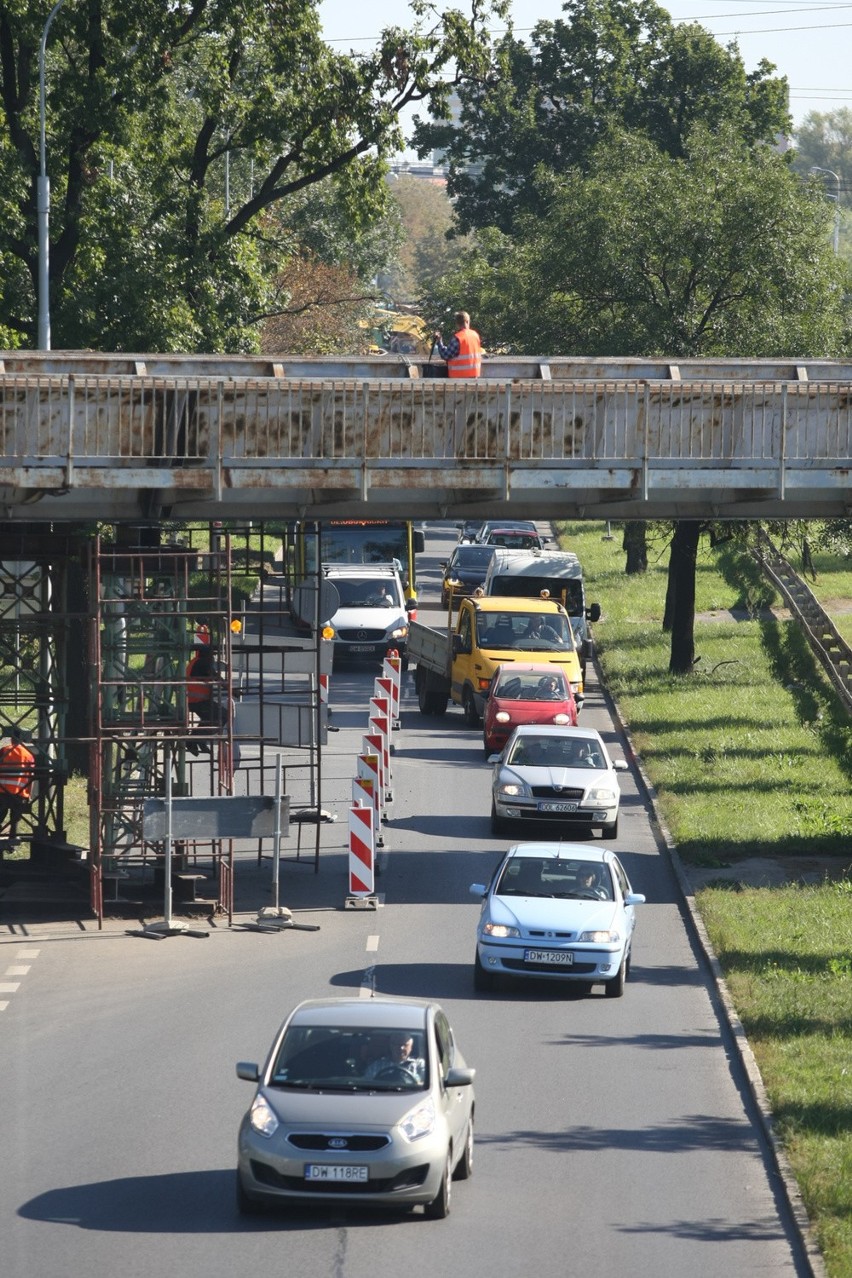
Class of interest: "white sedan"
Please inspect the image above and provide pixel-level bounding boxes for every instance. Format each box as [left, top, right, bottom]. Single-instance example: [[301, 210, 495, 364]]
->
[[490, 723, 628, 839], [470, 843, 645, 996]]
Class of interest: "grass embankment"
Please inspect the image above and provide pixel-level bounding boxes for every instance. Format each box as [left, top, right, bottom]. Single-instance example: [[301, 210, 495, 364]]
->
[[556, 521, 852, 1278]]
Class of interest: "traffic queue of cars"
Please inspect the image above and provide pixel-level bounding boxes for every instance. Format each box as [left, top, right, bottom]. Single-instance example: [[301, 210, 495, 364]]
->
[[235, 519, 644, 1223]]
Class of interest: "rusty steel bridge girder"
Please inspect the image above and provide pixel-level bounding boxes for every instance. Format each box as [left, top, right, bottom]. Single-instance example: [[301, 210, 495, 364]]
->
[[0, 353, 850, 520]]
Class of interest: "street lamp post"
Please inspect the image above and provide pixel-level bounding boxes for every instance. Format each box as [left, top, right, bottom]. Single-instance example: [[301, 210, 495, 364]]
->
[[810, 165, 841, 257], [37, 0, 68, 350]]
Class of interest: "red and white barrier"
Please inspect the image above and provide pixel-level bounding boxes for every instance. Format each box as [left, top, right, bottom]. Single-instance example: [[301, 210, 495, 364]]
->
[[367, 701, 392, 803], [352, 775, 380, 846], [346, 803, 376, 905], [381, 656, 402, 723], [376, 674, 399, 729], [359, 741, 383, 810]]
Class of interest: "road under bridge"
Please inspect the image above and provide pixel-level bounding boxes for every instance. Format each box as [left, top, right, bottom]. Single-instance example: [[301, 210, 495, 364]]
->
[[0, 352, 850, 521]]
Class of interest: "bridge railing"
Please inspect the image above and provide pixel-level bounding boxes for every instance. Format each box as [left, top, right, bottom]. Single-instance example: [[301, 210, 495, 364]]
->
[[0, 371, 850, 518], [1, 374, 851, 465]]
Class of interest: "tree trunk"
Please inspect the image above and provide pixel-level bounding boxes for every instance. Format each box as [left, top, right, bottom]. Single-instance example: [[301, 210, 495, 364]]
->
[[667, 521, 700, 674], [622, 521, 647, 574]]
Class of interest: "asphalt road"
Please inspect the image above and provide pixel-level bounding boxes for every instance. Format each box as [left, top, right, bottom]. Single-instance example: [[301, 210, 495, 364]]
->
[[0, 522, 810, 1278]]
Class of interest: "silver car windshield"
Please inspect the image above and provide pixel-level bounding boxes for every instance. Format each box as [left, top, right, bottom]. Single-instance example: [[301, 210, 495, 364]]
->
[[497, 858, 614, 901], [270, 1026, 428, 1090], [506, 735, 604, 769]]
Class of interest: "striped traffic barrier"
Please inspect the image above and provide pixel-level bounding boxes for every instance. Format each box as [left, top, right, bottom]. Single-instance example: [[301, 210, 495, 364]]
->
[[352, 775, 382, 847], [367, 701, 391, 803], [345, 803, 377, 909], [358, 749, 383, 814], [363, 732, 387, 809], [376, 674, 399, 729]]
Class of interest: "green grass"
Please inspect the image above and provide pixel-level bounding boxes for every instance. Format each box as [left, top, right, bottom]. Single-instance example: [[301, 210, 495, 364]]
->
[[557, 520, 852, 1277]]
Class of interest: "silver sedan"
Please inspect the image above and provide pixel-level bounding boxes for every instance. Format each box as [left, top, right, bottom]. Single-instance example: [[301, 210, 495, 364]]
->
[[236, 996, 475, 1219], [490, 723, 628, 839]]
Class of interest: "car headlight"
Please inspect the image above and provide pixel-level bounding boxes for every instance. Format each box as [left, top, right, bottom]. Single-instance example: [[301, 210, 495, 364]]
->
[[483, 922, 520, 938], [391, 622, 409, 639], [496, 780, 529, 798], [579, 930, 620, 943], [398, 1097, 436, 1143], [587, 786, 617, 803], [495, 711, 511, 724], [249, 1093, 279, 1138], [552, 713, 570, 724]]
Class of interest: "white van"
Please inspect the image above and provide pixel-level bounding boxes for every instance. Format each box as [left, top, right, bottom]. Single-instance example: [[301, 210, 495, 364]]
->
[[323, 563, 413, 667], [483, 548, 601, 678]]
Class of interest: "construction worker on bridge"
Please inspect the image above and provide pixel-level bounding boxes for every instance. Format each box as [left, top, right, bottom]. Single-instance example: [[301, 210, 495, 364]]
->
[[434, 311, 482, 378], [0, 726, 36, 845]]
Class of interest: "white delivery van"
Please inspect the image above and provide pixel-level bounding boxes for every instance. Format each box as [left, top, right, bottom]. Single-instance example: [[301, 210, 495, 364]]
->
[[483, 548, 601, 679]]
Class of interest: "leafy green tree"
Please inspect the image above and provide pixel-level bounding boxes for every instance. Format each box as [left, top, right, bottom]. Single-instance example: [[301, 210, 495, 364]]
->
[[0, 0, 507, 350], [792, 108, 852, 196], [426, 124, 848, 672], [412, 0, 789, 235], [428, 126, 846, 357]]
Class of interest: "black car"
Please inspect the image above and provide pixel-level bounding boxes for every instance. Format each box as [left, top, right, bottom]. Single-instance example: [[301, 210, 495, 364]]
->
[[440, 544, 496, 607]]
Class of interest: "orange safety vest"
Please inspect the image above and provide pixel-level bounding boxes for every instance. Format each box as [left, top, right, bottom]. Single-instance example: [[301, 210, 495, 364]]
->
[[447, 327, 482, 378], [0, 742, 35, 798], [186, 656, 212, 705]]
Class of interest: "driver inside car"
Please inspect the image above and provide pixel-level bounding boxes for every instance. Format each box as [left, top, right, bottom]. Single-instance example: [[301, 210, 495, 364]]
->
[[364, 1033, 426, 1083]]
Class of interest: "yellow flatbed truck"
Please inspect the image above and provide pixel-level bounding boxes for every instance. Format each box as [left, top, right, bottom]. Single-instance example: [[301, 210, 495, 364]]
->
[[408, 595, 584, 725]]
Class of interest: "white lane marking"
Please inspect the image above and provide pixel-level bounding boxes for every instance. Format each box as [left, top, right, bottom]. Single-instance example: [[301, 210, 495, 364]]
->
[[0, 947, 40, 1011], [366, 935, 380, 952], [360, 965, 376, 998]]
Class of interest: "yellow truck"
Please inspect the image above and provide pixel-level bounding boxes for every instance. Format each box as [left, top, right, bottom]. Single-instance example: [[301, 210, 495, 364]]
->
[[408, 596, 584, 724]]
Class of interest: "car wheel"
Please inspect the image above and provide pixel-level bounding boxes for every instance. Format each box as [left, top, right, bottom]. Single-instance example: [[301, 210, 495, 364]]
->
[[462, 687, 480, 727], [423, 1149, 452, 1219], [602, 815, 619, 840], [604, 956, 627, 998], [453, 1113, 474, 1181], [474, 950, 494, 991], [236, 1170, 264, 1216]]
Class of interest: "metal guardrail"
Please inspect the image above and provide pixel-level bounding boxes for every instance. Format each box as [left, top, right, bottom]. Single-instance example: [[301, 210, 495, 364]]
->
[[754, 533, 852, 714]]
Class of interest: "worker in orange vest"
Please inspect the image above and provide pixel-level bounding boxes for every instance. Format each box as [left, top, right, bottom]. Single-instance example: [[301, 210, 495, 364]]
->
[[185, 644, 240, 765], [434, 311, 483, 378], [0, 726, 36, 842]]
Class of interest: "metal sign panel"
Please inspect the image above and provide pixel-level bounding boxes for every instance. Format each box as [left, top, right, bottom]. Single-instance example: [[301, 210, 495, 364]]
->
[[233, 699, 326, 746], [143, 794, 289, 840]]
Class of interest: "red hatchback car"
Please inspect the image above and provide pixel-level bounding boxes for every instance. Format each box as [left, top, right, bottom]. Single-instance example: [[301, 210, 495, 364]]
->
[[482, 663, 578, 759]]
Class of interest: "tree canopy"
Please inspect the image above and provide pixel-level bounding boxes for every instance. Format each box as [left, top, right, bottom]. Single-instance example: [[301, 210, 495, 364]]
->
[[0, 0, 507, 350], [426, 125, 846, 358], [412, 0, 790, 235]]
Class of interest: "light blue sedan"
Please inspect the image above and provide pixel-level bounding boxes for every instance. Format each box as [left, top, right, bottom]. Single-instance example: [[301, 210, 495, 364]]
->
[[470, 842, 645, 997]]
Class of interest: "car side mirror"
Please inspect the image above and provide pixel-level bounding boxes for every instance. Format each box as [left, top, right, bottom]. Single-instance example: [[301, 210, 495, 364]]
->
[[452, 632, 470, 656], [406, 599, 417, 613], [487, 753, 501, 764], [469, 883, 487, 897], [587, 602, 602, 623], [446, 1067, 476, 1088], [624, 893, 646, 906], [613, 759, 628, 771], [236, 1061, 260, 1081]]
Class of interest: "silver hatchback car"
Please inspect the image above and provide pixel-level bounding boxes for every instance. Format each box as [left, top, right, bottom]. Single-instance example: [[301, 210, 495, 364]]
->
[[236, 996, 475, 1219]]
